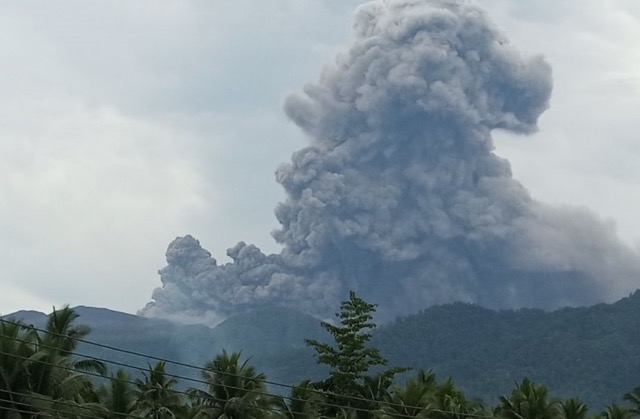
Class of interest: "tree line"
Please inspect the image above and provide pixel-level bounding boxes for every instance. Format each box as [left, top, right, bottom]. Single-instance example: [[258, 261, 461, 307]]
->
[[1, 292, 640, 419]]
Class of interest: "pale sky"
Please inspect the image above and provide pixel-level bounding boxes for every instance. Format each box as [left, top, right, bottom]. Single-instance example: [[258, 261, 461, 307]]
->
[[1, 0, 639, 315]]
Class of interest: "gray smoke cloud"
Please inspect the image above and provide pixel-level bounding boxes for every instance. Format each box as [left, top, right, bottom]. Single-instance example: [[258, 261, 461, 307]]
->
[[141, 0, 640, 325]]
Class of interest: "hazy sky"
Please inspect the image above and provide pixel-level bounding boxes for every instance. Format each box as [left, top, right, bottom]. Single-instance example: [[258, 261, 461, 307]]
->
[[1, 0, 639, 315]]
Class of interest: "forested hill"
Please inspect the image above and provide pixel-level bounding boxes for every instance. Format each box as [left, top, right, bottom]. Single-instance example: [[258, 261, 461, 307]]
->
[[4, 305, 327, 389], [5, 291, 640, 409], [374, 290, 640, 408]]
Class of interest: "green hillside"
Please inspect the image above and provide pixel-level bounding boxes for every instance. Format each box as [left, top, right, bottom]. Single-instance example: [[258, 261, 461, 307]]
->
[[5, 292, 640, 409], [5, 305, 326, 389], [374, 291, 640, 408]]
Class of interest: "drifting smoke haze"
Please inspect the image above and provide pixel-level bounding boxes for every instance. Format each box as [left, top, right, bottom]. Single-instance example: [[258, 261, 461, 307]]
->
[[141, 0, 640, 325]]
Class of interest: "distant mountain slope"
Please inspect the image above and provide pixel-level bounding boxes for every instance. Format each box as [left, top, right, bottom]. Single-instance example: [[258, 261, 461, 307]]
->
[[373, 291, 640, 409], [5, 293, 640, 409], [3, 305, 325, 388], [208, 306, 328, 386]]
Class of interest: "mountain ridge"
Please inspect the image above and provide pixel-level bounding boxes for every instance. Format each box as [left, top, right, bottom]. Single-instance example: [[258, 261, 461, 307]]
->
[[4, 292, 640, 408]]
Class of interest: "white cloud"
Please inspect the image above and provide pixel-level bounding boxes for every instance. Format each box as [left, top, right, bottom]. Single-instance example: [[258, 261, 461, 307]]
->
[[0, 99, 211, 312], [0, 0, 638, 314]]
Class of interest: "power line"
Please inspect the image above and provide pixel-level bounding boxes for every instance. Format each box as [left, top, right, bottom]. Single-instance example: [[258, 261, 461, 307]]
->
[[0, 345, 423, 419], [0, 345, 361, 417], [0, 316, 204, 372], [0, 343, 501, 419], [0, 362, 399, 419], [0, 316, 297, 390], [0, 315, 512, 417], [0, 330, 342, 413], [0, 328, 213, 388], [0, 316, 349, 397], [0, 387, 144, 419], [0, 316, 526, 419]]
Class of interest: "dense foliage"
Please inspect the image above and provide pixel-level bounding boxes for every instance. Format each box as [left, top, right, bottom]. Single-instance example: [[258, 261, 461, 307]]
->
[[3, 293, 640, 418], [373, 291, 640, 408], [305, 291, 407, 417]]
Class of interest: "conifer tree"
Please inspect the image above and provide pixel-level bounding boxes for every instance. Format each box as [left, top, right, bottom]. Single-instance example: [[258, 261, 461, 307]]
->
[[305, 291, 406, 416]]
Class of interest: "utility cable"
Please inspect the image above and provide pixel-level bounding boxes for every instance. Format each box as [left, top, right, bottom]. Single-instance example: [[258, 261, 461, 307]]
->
[[0, 387, 145, 419], [0, 347, 393, 418], [0, 317, 505, 419], [0, 317, 298, 390], [0, 344, 496, 419]]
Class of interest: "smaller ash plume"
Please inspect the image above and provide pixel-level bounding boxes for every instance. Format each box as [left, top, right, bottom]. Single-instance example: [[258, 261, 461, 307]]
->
[[141, 0, 640, 325]]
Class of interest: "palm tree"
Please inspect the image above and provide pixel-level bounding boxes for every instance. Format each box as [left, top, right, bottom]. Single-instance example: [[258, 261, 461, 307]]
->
[[280, 380, 326, 419], [30, 306, 106, 396], [496, 378, 560, 419], [22, 306, 105, 417], [431, 377, 484, 419], [132, 361, 183, 419], [360, 373, 396, 406], [0, 318, 38, 417], [559, 398, 588, 419], [188, 350, 278, 419], [377, 370, 440, 418], [623, 387, 640, 417], [0, 307, 107, 417], [98, 369, 135, 418], [377, 372, 436, 418], [601, 405, 633, 419], [378, 370, 484, 419]]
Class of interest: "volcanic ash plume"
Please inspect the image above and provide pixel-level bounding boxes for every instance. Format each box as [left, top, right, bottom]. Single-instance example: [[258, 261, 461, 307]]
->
[[141, 0, 640, 325]]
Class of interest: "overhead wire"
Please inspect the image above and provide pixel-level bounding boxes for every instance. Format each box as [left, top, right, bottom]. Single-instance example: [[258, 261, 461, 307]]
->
[[0, 387, 144, 419], [0, 345, 287, 415], [0, 329, 214, 388], [0, 382, 488, 419], [0, 345, 416, 419], [0, 316, 302, 391], [0, 315, 519, 419], [0, 330, 357, 415], [0, 316, 510, 419]]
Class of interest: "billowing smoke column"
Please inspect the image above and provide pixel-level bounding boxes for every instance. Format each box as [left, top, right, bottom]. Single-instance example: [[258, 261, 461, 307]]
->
[[141, 0, 640, 325]]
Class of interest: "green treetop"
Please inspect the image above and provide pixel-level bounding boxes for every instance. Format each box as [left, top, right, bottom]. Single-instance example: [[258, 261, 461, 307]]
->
[[305, 291, 407, 416]]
